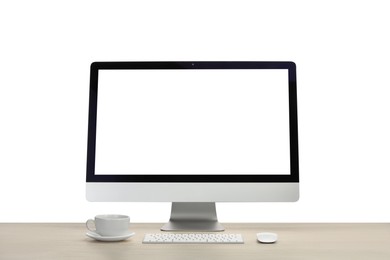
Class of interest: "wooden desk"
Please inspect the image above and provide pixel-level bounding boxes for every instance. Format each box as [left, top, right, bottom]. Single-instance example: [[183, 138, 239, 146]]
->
[[0, 223, 389, 259]]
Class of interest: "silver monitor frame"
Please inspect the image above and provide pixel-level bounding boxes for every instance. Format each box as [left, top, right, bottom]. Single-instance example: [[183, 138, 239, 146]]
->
[[86, 61, 299, 231]]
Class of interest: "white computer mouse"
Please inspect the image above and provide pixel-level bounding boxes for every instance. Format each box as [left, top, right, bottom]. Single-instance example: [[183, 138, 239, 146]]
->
[[256, 232, 278, 243]]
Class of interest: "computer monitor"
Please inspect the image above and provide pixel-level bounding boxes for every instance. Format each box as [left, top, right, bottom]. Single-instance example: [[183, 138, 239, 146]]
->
[[86, 61, 299, 231]]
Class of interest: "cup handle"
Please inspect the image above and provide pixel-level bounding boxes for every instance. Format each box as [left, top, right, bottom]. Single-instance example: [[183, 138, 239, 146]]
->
[[86, 219, 96, 232]]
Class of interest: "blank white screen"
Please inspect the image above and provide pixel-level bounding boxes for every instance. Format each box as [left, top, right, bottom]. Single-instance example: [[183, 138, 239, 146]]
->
[[95, 69, 290, 175]]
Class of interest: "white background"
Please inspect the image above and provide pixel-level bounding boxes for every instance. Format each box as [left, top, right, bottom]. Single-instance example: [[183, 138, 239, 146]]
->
[[0, 1, 389, 222]]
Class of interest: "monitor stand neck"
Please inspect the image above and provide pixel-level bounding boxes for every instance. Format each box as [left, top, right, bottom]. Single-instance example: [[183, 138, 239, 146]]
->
[[161, 202, 225, 232]]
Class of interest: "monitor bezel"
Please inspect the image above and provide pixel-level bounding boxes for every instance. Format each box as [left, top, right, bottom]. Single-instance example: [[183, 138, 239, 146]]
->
[[86, 61, 299, 183]]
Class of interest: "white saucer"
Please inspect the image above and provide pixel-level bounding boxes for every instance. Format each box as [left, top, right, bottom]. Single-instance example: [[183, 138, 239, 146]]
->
[[86, 231, 135, 242]]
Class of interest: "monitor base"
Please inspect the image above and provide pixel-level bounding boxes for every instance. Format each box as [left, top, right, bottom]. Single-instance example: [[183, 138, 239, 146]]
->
[[161, 202, 225, 232]]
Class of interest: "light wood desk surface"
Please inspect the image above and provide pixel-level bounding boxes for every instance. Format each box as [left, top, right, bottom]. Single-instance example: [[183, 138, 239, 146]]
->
[[0, 223, 389, 260]]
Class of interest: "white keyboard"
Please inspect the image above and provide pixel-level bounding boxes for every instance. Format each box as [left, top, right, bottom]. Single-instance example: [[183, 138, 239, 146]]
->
[[143, 233, 244, 244]]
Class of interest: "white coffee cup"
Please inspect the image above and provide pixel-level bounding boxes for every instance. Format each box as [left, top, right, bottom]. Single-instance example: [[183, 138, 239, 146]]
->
[[86, 214, 130, 236]]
